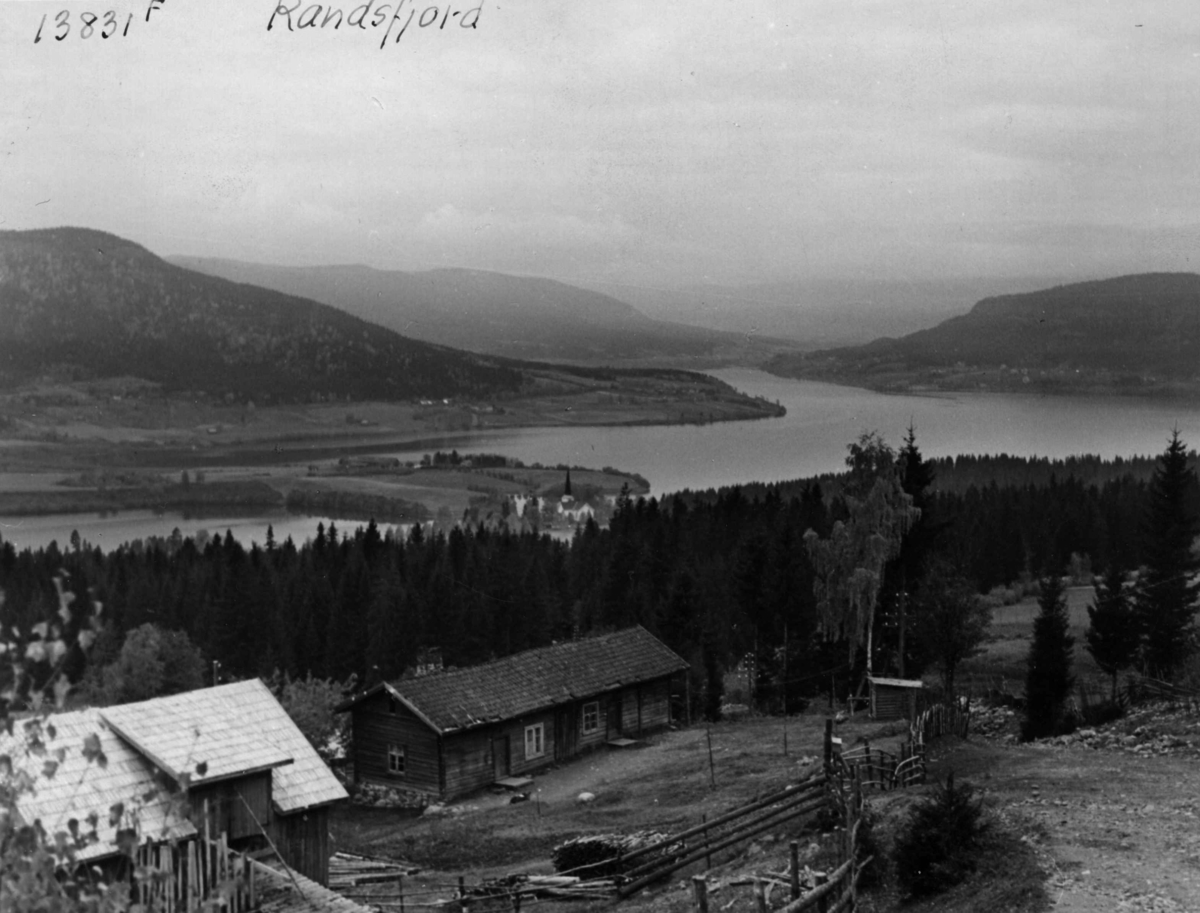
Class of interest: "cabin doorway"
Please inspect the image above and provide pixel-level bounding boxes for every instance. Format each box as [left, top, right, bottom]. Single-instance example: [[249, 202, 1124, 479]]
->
[[607, 697, 622, 737], [492, 736, 510, 780]]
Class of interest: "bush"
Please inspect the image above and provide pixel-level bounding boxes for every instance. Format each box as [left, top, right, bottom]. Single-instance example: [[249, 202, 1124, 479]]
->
[[854, 803, 886, 890], [893, 773, 986, 897], [1067, 687, 1127, 728]]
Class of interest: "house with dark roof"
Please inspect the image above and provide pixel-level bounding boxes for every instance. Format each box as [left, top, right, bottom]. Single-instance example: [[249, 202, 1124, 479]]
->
[[3, 679, 347, 888], [338, 626, 689, 800]]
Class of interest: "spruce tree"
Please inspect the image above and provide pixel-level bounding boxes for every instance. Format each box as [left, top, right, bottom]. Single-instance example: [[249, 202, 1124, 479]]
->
[[1085, 564, 1139, 699], [1022, 571, 1074, 741], [1135, 430, 1200, 680], [878, 425, 941, 676]]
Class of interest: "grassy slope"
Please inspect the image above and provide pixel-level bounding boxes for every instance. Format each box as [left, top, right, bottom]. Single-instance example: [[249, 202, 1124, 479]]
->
[[330, 713, 1051, 913]]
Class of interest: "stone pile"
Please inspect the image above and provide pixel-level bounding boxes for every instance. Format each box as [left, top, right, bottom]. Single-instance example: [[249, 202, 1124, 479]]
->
[[1032, 700, 1200, 757], [968, 703, 1019, 739], [1045, 724, 1199, 757]]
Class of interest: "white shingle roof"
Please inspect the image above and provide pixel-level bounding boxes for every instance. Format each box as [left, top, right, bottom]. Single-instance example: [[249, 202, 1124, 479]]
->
[[0, 709, 195, 861], [100, 679, 346, 813]]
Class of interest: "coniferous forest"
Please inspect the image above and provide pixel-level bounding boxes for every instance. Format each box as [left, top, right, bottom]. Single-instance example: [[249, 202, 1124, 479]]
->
[[1, 434, 1197, 714]]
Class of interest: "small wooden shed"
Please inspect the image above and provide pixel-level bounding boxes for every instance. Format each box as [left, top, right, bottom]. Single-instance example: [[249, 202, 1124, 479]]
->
[[867, 676, 926, 721], [6, 680, 348, 887], [339, 626, 689, 800]]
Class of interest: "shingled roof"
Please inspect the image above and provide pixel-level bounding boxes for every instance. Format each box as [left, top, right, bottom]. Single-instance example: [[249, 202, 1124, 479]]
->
[[342, 626, 688, 734], [0, 708, 196, 862], [101, 679, 347, 813]]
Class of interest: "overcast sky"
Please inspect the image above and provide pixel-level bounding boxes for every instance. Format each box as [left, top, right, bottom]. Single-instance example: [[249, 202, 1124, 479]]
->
[[2, 1, 1199, 289]]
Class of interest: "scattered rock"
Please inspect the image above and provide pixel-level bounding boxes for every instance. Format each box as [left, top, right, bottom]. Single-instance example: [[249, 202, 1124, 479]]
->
[[577, 791, 596, 804]]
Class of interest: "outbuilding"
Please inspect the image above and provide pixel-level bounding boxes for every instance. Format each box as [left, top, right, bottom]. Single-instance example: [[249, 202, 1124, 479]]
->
[[867, 675, 926, 721], [338, 626, 689, 800], [4, 679, 348, 890]]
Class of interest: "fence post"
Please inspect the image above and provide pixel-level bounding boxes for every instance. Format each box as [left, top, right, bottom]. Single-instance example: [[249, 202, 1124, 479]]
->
[[692, 876, 709, 913], [815, 871, 829, 913], [753, 878, 767, 913], [824, 718, 834, 771], [789, 840, 800, 899], [398, 874, 405, 913], [706, 727, 717, 788]]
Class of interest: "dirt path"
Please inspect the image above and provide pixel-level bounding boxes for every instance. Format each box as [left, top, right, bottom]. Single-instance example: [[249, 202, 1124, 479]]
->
[[930, 737, 1200, 911]]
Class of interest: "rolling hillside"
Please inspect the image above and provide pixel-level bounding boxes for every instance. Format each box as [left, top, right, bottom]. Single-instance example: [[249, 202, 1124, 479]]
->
[[0, 228, 522, 402], [768, 273, 1200, 394], [167, 257, 778, 365]]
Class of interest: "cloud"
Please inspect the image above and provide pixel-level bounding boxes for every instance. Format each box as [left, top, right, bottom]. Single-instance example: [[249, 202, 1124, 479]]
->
[[5, 0, 1200, 287]]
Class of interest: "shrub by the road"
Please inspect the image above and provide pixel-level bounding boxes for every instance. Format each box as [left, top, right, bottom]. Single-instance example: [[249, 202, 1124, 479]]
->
[[893, 772, 986, 897]]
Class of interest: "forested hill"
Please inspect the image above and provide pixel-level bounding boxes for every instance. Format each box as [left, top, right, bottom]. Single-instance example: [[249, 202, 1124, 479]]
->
[[0, 228, 522, 402], [676, 452, 1197, 505], [168, 257, 771, 366], [768, 273, 1200, 393], [0, 446, 1187, 708]]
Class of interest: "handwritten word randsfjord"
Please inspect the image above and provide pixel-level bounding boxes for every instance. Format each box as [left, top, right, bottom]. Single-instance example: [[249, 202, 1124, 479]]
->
[[268, 1, 483, 49]]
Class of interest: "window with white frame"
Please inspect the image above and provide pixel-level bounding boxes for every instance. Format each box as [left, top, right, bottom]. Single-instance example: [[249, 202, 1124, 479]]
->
[[524, 723, 545, 759], [581, 701, 600, 734], [388, 744, 406, 775]]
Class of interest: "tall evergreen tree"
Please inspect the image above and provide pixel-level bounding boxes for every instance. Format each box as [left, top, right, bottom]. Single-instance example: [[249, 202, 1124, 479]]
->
[[1085, 564, 1139, 699], [878, 425, 940, 676], [1135, 430, 1200, 680], [1022, 571, 1075, 741]]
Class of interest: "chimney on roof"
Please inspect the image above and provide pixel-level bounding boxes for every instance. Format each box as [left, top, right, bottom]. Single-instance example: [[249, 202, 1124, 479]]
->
[[412, 647, 444, 677]]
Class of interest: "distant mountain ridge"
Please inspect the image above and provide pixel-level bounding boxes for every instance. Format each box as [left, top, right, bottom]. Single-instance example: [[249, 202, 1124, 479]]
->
[[768, 273, 1200, 394], [167, 257, 770, 365], [0, 228, 521, 401]]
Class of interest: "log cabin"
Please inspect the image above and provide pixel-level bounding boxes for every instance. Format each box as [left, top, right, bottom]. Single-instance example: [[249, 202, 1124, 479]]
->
[[339, 626, 689, 800], [4, 679, 347, 889]]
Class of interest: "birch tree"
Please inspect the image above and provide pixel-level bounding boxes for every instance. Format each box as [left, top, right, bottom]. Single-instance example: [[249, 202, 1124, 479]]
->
[[803, 432, 920, 673]]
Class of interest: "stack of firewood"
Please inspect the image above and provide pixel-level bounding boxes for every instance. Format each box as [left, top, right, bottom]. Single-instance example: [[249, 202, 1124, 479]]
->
[[551, 831, 676, 878]]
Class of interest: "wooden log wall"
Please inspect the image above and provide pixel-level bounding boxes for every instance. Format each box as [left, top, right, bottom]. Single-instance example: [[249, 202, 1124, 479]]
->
[[352, 690, 441, 795]]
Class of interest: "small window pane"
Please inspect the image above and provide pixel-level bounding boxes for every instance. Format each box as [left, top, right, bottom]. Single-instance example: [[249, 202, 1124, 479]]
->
[[582, 702, 599, 734], [388, 744, 406, 774], [524, 724, 544, 759]]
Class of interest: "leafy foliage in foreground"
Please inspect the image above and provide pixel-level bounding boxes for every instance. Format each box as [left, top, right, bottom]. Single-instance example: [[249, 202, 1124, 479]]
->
[[0, 575, 142, 911]]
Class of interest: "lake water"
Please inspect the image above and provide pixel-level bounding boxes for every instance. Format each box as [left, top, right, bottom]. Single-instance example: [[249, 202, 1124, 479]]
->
[[383, 368, 1200, 495], [0, 511, 405, 554], [4, 368, 1200, 551]]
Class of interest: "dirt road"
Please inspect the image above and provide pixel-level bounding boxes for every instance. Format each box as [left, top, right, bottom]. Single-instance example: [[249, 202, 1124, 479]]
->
[[932, 736, 1200, 912]]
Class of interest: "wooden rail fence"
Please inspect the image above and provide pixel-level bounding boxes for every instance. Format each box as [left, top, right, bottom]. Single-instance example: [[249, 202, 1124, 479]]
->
[[615, 773, 829, 897], [910, 697, 971, 748], [468, 707, 979, 912], [689, 767, 869, 913]]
